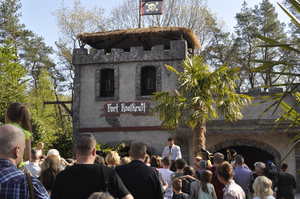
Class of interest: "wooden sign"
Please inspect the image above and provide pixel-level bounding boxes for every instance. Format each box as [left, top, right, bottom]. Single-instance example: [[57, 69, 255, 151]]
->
[[104, 102, 150, 114]]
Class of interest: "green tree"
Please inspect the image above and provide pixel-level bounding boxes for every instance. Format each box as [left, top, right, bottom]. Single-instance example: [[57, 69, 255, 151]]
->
[[253, 0, 288, 88], [252, 0, 300, 147], [0, 41, 27, 122], [234, 1, 261, 89], [28, 69, 73, 157], [152, 56, 251, 155]]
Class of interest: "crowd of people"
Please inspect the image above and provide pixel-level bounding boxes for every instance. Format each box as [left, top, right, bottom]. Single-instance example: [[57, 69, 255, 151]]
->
[[0, 102, 297, 199]]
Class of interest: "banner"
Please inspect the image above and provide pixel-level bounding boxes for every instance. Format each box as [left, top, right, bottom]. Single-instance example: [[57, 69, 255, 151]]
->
[[140, 0, 163, 16]]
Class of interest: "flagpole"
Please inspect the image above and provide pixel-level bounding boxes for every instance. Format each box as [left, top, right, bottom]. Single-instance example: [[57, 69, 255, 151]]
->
[[138, 0, 142, 28]]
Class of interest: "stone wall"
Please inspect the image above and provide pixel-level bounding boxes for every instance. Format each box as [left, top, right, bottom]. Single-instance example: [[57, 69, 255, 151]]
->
[[206, 133, 296, 176], [72, 40, 188, 149]]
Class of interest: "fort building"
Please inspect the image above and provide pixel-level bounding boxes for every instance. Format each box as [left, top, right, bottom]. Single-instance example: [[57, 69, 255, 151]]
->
[[72, 27, 300, 190]]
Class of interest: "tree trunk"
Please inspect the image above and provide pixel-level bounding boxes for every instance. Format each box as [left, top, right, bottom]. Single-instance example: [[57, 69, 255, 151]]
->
[[192, 121, 207, 157]]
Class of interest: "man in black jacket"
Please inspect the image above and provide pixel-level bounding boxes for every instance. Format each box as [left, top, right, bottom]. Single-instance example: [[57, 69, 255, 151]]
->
[[116, 142, 164, 199], [51, 134, 133, 199], [277, 163, 296, 199]]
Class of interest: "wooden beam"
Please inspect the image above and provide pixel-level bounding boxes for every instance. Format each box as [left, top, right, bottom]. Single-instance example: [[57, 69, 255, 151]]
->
[[44, 101, 72, 116], [44, 101, 72, 105]]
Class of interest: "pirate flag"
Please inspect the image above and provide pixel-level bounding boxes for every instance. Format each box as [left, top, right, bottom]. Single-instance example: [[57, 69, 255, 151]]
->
[[140, 0, 163, 16]]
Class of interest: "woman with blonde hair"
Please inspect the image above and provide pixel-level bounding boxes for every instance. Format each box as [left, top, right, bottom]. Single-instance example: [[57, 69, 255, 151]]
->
[[105, 151, 120, 168], [252, 176, 275, 199]]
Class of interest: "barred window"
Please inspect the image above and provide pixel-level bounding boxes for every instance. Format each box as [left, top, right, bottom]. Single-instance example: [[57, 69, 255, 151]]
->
[[141, 66, 156, 96], [100, 69, 114, 97]]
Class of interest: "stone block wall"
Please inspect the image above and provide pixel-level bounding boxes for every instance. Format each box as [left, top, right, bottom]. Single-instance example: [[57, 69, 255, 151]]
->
[[72, 40, 188, 149]]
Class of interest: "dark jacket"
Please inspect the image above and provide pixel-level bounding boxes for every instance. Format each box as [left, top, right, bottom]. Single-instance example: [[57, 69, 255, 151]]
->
[[211, 166, 225, 199], [116, 160, 164, 199], [277, 172, 296, 199]]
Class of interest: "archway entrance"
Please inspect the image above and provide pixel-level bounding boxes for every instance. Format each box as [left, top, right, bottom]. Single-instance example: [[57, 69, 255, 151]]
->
[[218, 146, 275, 170], [209, 139, 281, 170]]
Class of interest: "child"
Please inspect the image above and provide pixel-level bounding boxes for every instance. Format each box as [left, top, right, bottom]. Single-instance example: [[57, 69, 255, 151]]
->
[[172, 178, 189, 199]]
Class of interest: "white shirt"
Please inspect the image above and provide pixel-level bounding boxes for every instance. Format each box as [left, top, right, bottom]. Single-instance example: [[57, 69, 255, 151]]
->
[[162, 145, 182, 161], [253, 196, 275, 199], [223, 180, 245, 199], [158, 168, 174, 199], [25, 161, 41, 178]]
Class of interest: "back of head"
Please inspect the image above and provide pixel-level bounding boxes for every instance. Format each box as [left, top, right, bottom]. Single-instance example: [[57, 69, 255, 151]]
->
[[161, 157, 170, 167], [175, 158, 187, 170], [253, 176, 273, 198], [150, 155, 161, 168], [105, 151, 120, 166], [183, 166, 195, 176], [281, 163, 288, 171], [201, 170, 213, 183], [172, 178, 182, 192], [47, 149, 60, 158], [75, 133, 97, 156], [0, 124, 25, 160], [88, 192, 114, 199], [254, 162, 266, 175], [213, 152, 224, 165], [235, 155, 244, 166], [217, 161, 233, 182], [201, 170, 213, 193], [129, 142, 147, 160], [41, 155, 60, 173], [6, 102, 32, 131]]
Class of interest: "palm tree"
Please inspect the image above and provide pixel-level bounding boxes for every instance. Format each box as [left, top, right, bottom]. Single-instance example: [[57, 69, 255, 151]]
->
[[152, 56, 252, 156]]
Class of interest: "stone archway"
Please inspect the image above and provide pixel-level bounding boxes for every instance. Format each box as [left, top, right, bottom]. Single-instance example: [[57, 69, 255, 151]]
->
[[209, 139, 282, 165]]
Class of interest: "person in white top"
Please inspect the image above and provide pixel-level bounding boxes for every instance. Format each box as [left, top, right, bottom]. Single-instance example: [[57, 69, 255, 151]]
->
[[162, 137, 182, 161], [25, 149, 41, 178], [217, 161, 245, 199], [252, 176, 275, 199], [158, 157, 174, 199]]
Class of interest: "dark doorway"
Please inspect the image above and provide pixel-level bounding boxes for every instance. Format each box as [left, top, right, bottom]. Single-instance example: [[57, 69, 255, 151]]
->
[[218, 146, 275, 170]]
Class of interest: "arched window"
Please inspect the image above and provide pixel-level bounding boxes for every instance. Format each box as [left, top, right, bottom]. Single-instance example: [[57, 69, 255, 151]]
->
[[100, 69, 114, 97], [141, 66, 156, 96]]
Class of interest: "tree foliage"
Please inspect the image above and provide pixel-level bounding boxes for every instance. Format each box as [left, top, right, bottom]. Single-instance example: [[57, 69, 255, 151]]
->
[[0, 41, 27, 122], [153, 56, 252, 154], [0, 0, 73, 157]]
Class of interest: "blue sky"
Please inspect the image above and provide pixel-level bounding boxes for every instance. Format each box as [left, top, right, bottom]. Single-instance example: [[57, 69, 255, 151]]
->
[[19, 0, 288, 49]]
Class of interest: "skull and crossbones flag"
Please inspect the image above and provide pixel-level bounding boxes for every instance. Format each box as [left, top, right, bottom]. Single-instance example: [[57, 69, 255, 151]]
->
[[140, 0, 164, 16]]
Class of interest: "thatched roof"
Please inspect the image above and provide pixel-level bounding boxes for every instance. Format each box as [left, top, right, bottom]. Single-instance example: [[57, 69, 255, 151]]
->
[[77, 27, 200, 50]]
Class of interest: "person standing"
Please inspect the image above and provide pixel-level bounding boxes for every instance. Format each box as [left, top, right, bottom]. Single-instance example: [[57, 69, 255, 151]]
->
[[276, 163, 296, 199], [0, 124, 49, 199], [172, 158, 187, 180], [116, 142, 164, 199], [249, 162, 266, 195], [25, 149, 42, 178], [158, 157, 174, 199], [252, 176, 275, 199], [211, 153, 225, 199], [5, 102, 32, 161], [217, 161, 245, 199], [51, 134, 133, 199], [190, 170, 217, 199], [234, 155, 252, 198], [172, 178, 189, 199], [162, 138, 182, 162]]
